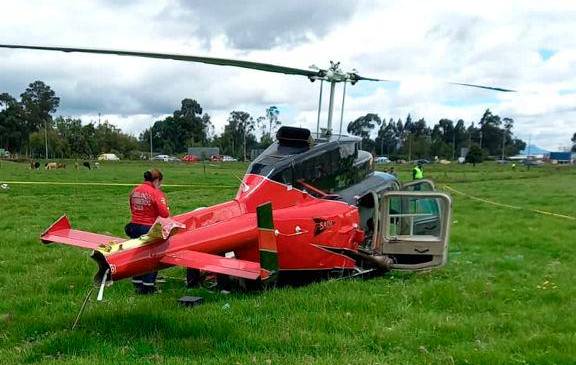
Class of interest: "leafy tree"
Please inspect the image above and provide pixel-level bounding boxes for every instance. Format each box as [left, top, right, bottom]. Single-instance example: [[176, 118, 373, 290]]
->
[[404, 114, 414, 134], [347, 113, 381, 152], [29, 128, 67, 158], [375, 119, 398, 156], [572, 132, 576, 152], [219, 111, 257, 160], [412, 118, 430, 137], [0, 93, 25, 153], [506, 138, 526, 156], [479, 109, 505, 156], [397, 117, 430, 160], [454, 119, 468, 158], [431, 119, 455, 159], [20, 81, 60, 154], [140, 98, 211, 154], [466, 144, 484, 166], [466, 122, 480, 148]]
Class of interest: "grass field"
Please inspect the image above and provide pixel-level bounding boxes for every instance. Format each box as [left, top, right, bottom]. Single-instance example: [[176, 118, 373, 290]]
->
[[0, 160, 575, 364]]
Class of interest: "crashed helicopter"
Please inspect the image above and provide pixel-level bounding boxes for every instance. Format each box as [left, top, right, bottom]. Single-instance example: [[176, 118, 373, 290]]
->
[[0, 44, 514, 297]]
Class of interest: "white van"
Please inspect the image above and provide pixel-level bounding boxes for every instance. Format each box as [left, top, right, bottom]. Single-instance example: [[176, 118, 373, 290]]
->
[[97, 153, 120, 161]]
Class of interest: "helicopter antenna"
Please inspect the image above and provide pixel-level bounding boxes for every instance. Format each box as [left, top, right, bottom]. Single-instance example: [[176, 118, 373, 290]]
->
[[338, 81, 348, 139]]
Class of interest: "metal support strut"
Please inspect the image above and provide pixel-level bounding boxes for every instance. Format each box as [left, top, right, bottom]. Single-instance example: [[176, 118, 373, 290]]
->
[[315, 80, 324, 137], [338, 81, 347, 139], [326, 81, 337, 134]]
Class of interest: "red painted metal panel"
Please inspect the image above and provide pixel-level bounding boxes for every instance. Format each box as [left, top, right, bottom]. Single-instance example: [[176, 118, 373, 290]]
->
[[258, 230, 277, 252], [161, 250, 261, 280], [41, 215, 123, 249], [42, 230, 123, 250]]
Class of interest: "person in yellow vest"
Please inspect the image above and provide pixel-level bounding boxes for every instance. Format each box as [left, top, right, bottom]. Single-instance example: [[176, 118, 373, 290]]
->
[[412, 163, 424, 180]]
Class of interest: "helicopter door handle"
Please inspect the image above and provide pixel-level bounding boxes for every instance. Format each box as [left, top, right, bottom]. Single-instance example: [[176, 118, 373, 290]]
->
[[414, 248, 429, 254]]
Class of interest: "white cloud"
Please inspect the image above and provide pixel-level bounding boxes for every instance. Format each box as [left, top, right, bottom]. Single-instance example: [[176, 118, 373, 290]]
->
[[0, 0, 575, 150]]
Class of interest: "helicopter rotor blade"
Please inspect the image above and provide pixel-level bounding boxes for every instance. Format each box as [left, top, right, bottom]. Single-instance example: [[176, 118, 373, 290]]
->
[[351, 74, 392, 82], [0, 44, 516, 91], [349, 73, 515, 92], [448, 82, 516, 92], [0, 44, 320, 78]]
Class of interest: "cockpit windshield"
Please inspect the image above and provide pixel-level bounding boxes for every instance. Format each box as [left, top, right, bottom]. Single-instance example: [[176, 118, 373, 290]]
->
[[248, 162, 275, 177]]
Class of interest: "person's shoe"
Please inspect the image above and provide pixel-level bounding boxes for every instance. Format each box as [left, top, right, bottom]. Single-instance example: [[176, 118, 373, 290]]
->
[[137, 284, 158, 295], [132, 280, 143, 294]]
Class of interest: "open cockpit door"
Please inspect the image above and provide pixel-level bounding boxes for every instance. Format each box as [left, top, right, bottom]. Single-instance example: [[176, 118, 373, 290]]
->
[[378, 190, 452, 270]]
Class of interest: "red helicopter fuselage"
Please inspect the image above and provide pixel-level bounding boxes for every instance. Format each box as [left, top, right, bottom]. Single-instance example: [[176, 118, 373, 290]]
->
[[43, 172, 366, 285], [41, 127, 451, 288], [106, 174, 362, 281]]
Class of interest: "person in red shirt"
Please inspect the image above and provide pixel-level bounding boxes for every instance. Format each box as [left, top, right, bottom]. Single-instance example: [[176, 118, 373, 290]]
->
[[125, 168, 169, 294]]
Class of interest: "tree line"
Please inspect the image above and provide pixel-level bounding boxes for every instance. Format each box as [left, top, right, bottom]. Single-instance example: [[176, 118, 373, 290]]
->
[[0, 81, 139, 159], [0, 80, 281, 160], [2, 80, 569, 161], [138, 105, 280, 160], [347, 110, 527, 161]]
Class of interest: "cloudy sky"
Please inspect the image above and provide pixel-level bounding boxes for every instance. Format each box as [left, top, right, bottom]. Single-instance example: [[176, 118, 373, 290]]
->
[[0, 0, 574, 150]]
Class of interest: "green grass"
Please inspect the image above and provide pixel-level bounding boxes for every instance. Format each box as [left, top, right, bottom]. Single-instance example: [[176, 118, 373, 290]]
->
[[0, 161, 575, 364]]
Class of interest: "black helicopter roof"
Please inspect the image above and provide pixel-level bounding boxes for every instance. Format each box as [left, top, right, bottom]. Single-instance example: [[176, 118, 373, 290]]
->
[[248, 126, 362, 177]]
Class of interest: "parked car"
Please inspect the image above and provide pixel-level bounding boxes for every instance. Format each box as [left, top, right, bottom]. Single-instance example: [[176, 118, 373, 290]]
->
[[222, 155, 238, 162], [97, 153, 120, 161], [151, 154, 170, 161], [151, 154, 180, 162], [374, 156, 391, 164], [0, 149, 10, 158], [523, 159, 544, 166], [210, 154, 224, 162], [181, 154, 200, 163], [413, 159, 431, 165], [165, 156, 181, 162]]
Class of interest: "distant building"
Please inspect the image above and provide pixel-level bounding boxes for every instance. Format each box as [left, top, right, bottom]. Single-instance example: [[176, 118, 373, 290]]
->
[[547, 152, 573, 164], [187, 147, 219, 159], [519, 144, 549, 160]]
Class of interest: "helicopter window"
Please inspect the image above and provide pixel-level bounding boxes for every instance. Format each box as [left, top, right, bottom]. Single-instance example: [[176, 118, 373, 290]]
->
[[270, 166, 293, 185], [388, 196, 441, 237], [329, 149, 340, 174], [339, 143, 356, 160], [248, 163, 275, 177]]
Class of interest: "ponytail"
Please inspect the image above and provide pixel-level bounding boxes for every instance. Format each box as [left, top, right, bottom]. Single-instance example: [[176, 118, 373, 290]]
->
[[144, 168, 163, 182]]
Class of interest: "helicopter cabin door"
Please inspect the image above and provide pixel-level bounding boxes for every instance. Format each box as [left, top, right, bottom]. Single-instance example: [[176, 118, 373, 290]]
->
[[378, 190, 452, 270], [401, 179, 436, 192]]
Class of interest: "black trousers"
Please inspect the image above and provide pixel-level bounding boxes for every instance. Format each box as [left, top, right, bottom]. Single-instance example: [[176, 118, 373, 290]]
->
[[125, 223, 157, 290]]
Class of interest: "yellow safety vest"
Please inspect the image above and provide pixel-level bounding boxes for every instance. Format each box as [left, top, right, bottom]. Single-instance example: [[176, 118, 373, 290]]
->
[[414, 166, 424, 179]]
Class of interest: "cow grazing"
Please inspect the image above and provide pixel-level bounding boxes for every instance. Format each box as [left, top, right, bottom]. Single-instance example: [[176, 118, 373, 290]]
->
[[45, 162, 66, 170]]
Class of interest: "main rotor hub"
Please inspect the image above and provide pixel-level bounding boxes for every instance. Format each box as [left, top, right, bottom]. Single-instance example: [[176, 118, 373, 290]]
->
[[309, 61, 358, 84]]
